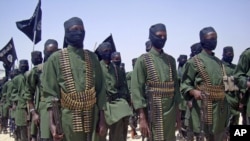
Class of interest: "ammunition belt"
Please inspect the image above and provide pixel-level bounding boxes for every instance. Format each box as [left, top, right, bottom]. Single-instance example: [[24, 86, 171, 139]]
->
[[59, 48, 95, 133], [143, 53, 173, 82], [144, 53, 174, 140], [61, 87, 96, 110], [197, 85, 225, 101], [147, 81, 175, 98], [194, 56, 225, 125]]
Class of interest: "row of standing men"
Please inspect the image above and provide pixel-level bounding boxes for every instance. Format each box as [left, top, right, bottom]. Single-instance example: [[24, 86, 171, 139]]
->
[[1, 16, 250, 141]]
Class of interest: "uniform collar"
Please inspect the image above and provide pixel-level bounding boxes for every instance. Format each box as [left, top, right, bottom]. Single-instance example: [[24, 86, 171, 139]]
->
[[149, 47, 164, 57]]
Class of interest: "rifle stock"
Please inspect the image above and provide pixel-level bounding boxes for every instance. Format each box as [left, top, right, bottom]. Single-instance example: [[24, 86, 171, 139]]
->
[[145, 89, 153, 141], [197, 92, 208, 141], [51, 98, 63, 135]]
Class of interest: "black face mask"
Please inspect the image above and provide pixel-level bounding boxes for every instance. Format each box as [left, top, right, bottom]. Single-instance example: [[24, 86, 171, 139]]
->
[[202, 39, 217, 50], [31, 57, 42, 66], [222, 56, 233, 64], [65, 30, 85, 48], [113, 61, 121, 66], [43, 52, 54, 62], [179, 60, 187, 67], [150, 34, 166, 49], [19, 65, 29, 73], [100, 52, 112, 61]]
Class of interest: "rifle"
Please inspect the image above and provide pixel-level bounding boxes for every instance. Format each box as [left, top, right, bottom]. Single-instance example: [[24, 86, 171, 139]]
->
[[197, 92, 208, 141], [51, 98, 63, 135], [223, 115, 233, 141], [143, 90, 153, 141]]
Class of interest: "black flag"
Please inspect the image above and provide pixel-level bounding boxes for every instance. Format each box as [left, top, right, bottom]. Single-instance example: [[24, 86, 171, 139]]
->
[[16, 0, 42, 44], [95, 34, 117, 60], [0, 38, 18, 70], [102, 34, 116, 53]]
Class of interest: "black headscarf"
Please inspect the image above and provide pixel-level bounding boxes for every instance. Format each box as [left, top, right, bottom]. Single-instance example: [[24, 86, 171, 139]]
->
[[177, 55, 187, 67], [111, 52, 121, 66], [149, 23, 167, 49], [222, 46, 234, 64], [145, 40, 152, 52], [190, 42, 202, 58], [31, 51, 43, 65], [63, 17, 85, 48], [19, 59, 29, 73], [44, 39, 59, 62], [96, 42, 113, 61], [199, 26, 217, 50]]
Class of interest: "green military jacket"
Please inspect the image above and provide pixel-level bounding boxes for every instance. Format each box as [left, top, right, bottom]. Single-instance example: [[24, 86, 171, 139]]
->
[[222, 60, 239, 114], [1, 81, 9, 117], [24, 64, 43, 109], [100, 60, 132, 125], [12, 73, 27, 109], [178, 66, 186, 110], [126, 71, 132, 95], [42, 46, 106, 141], [234, 48, 250, 117], [131, 47, 180, 140], [4, 79, 16, 119], [180, 50, 229, 135], [11, 73, 29, 126], [43, 46, 106, 109]]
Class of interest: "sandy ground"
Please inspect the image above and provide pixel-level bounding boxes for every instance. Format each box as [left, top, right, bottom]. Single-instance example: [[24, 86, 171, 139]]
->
[[0, 126, 142, 141], [0, 115, 243, 141]]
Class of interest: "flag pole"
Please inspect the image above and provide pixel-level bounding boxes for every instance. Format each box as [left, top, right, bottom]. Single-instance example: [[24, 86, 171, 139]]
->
[[31, 0, 40, 68], [93, 42, 97, 51]]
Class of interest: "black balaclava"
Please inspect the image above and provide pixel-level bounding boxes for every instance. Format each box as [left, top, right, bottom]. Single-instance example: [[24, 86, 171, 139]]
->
[[111, 52, 121, 66], [145, 40, 152, 52], [177, 55, 187, 67], [149, 23, 167, 49], [44, 39, 58, 62], [64, 17, 85, 48], [31, 51, 43, 66], [200, 27, 217, 50], [120, 63, 125, 72], [19, 60, 29, 74], [132, 58, 137, 69], [97, 42, 112, 61], [190, 42, 202, 57], [10, 69, 19, 79], [222, 46, 234, 64]]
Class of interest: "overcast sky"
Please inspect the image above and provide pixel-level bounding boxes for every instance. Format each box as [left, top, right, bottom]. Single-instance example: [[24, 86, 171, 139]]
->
[[0, 0, 250, 72]]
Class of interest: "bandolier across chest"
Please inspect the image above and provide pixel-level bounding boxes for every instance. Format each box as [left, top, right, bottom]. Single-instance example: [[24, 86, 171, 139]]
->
[[59, 48, 96, 133], [144, 53, 175, 141]]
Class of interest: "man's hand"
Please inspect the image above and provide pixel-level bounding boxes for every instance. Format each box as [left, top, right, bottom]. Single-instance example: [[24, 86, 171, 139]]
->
[[49, 108, 63, 141], [138, 109, 151, 138], [50, 123, 63, 141], [247, 80, 250, 88], [187, 100, 193, 108], [97, 118, 107, 136], [31, 111, 40, 126], [189, 89, 202, 100], [139, 115, 151, 138], [97, 110, 107, 136]]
